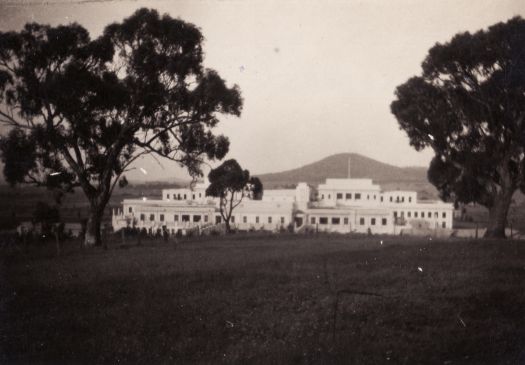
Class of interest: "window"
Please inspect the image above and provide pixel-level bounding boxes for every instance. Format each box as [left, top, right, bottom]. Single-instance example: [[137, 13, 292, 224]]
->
[[311, 217, 316, 224], [192, 194, 195, 200], [184, 194, 187, 200], [160, 214, 164, 222], [281, 217, 285, 224], [216, 216, 221, 224], [442, 222, 446, 228], [256, 216, 259, 224], [409, 197, 412, 203], [231, 216, 235, 223], [390, 197, 393, 202], [193, 215, 201, 222], [428, 212, 431, 218], [382, 218, 387, 225], [182, 215, 190, 222], [328, 194, 331, 199], [374, 195, 376, 200], [355, 193, 361, 200], [401, 211, 405, 217], [319, 217, 328, 225], [128, 207, 133, 213], [344, 217, 349, 225], [321, 194, 325, 199], [442, 212, 446, 218], [371, 218, 376, 225], [402, 197, 405, 202], [367, 194, 370, 200], [268, 216, 272, 224], [204, 215, 208, 222], [174, 214, 179, 222], [336, 193, 343, 199], [394, 211, 398, 218], [331, 217, 340, 225], [360, 217, 365, 225], [150, 214, 155, 221], [434, 212, 438, 218], [346, 193, 352, 199], [243, 216, 247, 223], [140, 214, 145, 221], [177, 194, 181, 200], [415, 212, 418, 218], [381, 196, 383, 202], [407, 212, 411, 218], [166, 194, 170, 199]]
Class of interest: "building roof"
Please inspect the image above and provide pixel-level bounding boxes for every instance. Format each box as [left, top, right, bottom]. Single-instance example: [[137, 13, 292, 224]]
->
[[318, 178, 381, 191]]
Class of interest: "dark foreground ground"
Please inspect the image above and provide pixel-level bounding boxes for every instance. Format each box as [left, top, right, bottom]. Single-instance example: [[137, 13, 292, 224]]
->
[[1, 234, 525, 364]]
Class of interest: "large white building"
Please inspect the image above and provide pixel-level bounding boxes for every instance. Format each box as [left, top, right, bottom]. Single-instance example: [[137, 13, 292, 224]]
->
[[112, 177, 454, 236]]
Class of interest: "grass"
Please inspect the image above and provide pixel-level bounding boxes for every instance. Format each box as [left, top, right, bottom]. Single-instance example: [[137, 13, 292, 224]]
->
[[1, 233, 525, 364]]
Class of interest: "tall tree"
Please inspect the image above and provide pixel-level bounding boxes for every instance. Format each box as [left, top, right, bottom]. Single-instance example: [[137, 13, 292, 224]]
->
[[206, 159, 263, 233], [0, 8, 242, 246], [391, 17, 525, 238]]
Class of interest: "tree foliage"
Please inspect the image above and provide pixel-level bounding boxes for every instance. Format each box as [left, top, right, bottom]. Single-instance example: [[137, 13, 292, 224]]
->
[[391, 17, 525, 237], [206, 159, 263, 232], [0, 8, 242, 245]]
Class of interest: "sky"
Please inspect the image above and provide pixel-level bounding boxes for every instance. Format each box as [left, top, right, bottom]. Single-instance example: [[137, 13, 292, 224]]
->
[[1, 0, 524, 182]]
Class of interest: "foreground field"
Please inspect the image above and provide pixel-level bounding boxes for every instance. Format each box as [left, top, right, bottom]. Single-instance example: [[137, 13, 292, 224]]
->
[[1, 234, 525, 364]]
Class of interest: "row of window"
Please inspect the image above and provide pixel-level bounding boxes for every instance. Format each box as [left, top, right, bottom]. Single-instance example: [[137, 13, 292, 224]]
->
[[388, 196, 413, 203], [322, 193, 365, 200], [136, 213, 286, 225], [165, 192, 203, 200], [227, 216, 286, 224], [320, 193, 413, 204], [394, 211, 446, 219], [310, 216, 388, 226], [139, 213, 209, 223]]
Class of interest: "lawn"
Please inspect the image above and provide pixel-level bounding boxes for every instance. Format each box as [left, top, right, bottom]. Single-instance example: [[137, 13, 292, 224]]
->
[[1, 234, 525, 364]]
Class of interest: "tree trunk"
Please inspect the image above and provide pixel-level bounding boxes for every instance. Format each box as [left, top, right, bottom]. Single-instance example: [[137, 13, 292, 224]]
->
[[484, 187, 514, 239], [224, 219, 231, 234], [54, 228, 60, 257], [84, 207, 103, 247]]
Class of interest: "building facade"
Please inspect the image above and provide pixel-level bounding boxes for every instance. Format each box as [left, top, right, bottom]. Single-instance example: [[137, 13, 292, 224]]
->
[[112, 177, 454, 236]]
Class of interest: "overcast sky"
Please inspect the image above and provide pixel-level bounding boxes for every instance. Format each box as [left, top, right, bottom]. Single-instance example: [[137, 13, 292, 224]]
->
[[1, 0, 524, 182]]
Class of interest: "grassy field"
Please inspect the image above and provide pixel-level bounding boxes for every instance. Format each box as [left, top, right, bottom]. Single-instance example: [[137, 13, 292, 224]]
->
[[1, 234, 525, 364]]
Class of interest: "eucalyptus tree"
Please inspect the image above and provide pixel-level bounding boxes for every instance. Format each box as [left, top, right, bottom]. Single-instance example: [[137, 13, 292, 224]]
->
[[391, 17, 525, 238], [0, 8, 242, 246], [206, 159, 262, 233]]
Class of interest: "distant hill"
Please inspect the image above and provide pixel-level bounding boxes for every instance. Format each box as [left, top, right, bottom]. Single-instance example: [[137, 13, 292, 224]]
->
[[257, 153, 438, 198]]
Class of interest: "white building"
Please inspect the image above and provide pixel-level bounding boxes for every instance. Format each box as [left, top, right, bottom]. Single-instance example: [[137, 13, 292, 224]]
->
[[112, 177, 454, 236]]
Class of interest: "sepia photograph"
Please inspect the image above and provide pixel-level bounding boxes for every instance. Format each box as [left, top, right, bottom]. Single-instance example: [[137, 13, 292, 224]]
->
[[1, 0, 525, 363]]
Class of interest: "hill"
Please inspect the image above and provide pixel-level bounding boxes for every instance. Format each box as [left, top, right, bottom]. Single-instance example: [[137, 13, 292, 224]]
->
[[258, 153, 427, 185]]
